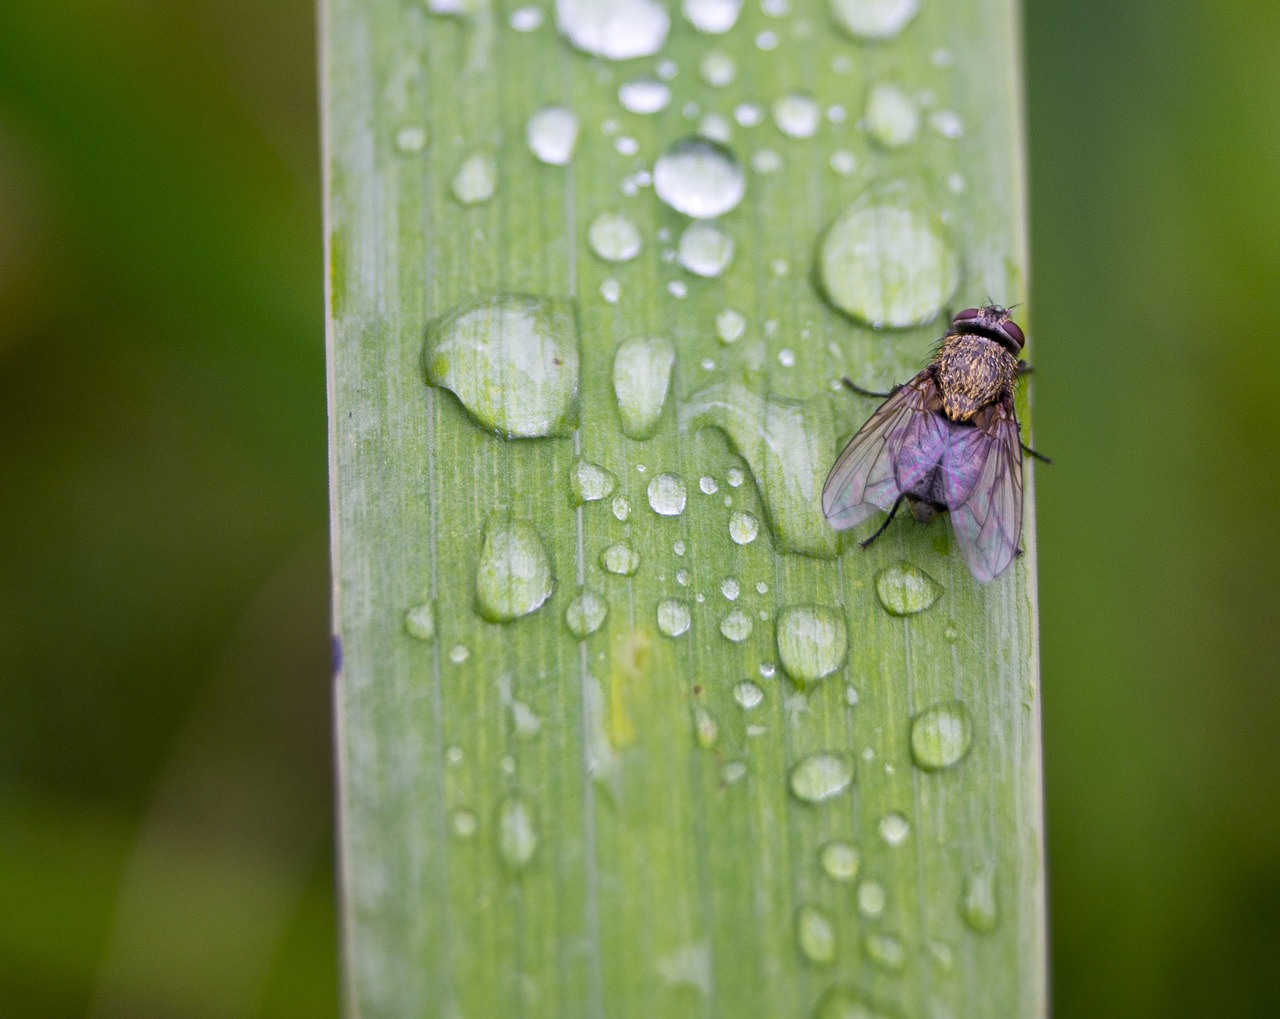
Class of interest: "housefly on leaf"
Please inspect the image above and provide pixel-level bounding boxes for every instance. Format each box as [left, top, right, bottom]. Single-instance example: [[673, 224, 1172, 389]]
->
[[822, 305, 1049, 582]]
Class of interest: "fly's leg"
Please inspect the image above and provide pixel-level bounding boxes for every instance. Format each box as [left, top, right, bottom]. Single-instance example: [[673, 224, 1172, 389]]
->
[[1021, 443, 1052, 465], [841, 377, 900, 400], [860, 495, 906, 549], [1016, 362, 1034, 377]]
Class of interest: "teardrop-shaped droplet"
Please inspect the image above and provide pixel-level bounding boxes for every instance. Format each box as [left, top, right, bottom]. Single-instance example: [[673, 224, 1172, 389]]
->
[[613, 336, 675, 439], [404, 602, 436, 641], [776, 605, 848, 687], [733, 681, 764, 709], [796, 905, 836, 964], [830, 0, 918, 40], [556, 0, 670, 60], [875, 562, 942, 616], [570, 460, 617, 503], [654, 138, 746, 219], [497, 796, 538, 871], [451, 150, 497, 204], [527, 106, 580, 165], [475, 515, 554, 622], [566, 590, 608, 637], [962, 864, 998, 933], [911, 700, 972, 769], [789, 752, 854, 802]]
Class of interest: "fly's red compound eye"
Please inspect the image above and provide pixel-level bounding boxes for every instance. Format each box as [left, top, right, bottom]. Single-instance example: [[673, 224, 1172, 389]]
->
[[953, 307, 981, 323], [1001, 319, 1026, 350]]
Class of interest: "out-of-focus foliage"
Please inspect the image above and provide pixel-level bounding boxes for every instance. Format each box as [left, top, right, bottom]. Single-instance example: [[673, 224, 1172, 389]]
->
[[0, 0, 1276, 1016]]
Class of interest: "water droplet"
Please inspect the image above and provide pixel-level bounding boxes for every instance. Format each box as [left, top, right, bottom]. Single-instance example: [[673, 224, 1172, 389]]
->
[[475, 515, 554, 622], [647, 473, 688, 516], [773, 93, 821, 138], [864, 932, 905, 971], [445, 745, 465, 765], [570, 460, 617, 503], [776, 605, 848, 687], [719, 610, 753, 642], [673, 539, 687, 556], [830, 0, 919, 40], [556, 0, 670, 60], [946, 172, 966, 194], [610, 495, 631, 521], [818, 183, 959, 328], [497, 796, 538, 871], [656, 598, 692, 637], [682, 383, 840, 557], [728, 511, 759, 546], [404, 602, 436, 641], [875, 562, 943, 616], [693, 705, 719, 748], [733, 680, 764, 709], [452, 808, 478, 838], [619, 77, 671, 114], [721, 578, 740, 600], [449, 643, 470, 664], [451, 150, 497, 204], [614, 336, 675, 439], [601, 543, 641, 575], [751, 148, 783, 174], [929, 109, 964, 139], [820, 841, 860, 882], [654, 138, 746, 219], [829, 149, 857, 176], [789, 752, 854, 802], [510, 4, 545, 30], [678, 222, 735, 277], [796, 905, 836, 964], [733, 102, 764, 128], [778, 348, 795, 367], [614, 135, 640, 156], [857, 880, 886, 917], [657, 58, 678, 79], [526, 106, 580, 166], [723, 761, 747, 783], [725, 466, 745, 487], [682, 0, 742, 33], [878, 811, 910, 846], [755, 30, 778, 50], [655, 941, 714, 995], [865, 84, 919, 148], [962, 864, 998, 933], [511, 700, 542, 738], [699, 50, 736, 86], [600, 277, 621, 303], [814, 988, 889, 1019], [699, 475, 718, 494], [566, 590, 608, 637], [910, 700, 972, 769], [425, 294, 579, 438], [589, 212, 642, 262], [716, 308, 746, 344], [395, 125, 428, 154]]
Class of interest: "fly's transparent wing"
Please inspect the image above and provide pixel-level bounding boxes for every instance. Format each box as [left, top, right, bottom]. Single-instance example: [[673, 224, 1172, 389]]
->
[[948, 401, 1024, 582], [822, 373, 940, 531]]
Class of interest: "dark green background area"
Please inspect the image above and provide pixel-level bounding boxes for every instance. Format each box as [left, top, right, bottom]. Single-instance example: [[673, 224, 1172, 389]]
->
[[0, 0, 1275, 1015]]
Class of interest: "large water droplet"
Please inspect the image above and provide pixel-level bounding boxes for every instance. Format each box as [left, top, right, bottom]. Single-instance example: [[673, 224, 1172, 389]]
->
[[613, 336, 675, 439], [497, 797, 539, 871], [566, 590, 608, 637], [910, 700, 972, 769], [678, 222, 735, 277], [682, 383, 840, 557], [647, 473, 688, 516], [773, 93, 821, 138], [814, 988, 889, 1019], [404, 602, 436, 641], [425, 294, 579, 438], [527, 106, 580, 165], [796, 905, 836, 964], [570, 460, 617, 503], [962, 864, 998, 933], [819, 183, 959, 329], [789, 752, 854, 802], [683, 0, 742, 32], [865, 84, 919, 148], [821, 841, 860, 882], [830, 0, 918, 40], [719, 610, 753, 643], [656, 598, 692, 637], [475, 515, 554, 622], [776, 606, 848, 687], [728, 510, 759, 545], [451, 150, 497, 204], [857, 880, 886, 917], [875, 562, 942, 616], [556, 0, 670, 60], [619, 77, 672, 114], [654, 138, 746, 219], [601, 542, 641, 575]]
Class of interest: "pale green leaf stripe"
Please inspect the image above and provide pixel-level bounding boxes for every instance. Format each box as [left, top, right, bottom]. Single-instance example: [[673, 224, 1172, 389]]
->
[[323, 0, 1045, 1016]]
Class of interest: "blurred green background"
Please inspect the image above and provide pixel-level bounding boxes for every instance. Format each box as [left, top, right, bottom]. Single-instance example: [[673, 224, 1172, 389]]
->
[[0, 0, 1275, 1016]]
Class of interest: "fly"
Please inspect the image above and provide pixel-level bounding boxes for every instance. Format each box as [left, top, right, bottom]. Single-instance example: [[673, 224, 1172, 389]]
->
[[821, 305, 1049, 582]]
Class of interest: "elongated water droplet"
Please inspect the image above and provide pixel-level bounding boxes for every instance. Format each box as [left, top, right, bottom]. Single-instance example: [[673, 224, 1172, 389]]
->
[[566, 590, 608, 637], [821, 841, 860, 882], [556, 0, 670, 59], [683, 0, 742, 32], [404, 602, 436, 641], [678, 222, 735, 277], [773, 93, 821, 138], [425, 294, 579, 438], [451, 150, 497, 204], [875, 562, 942, 616], [815, 988, 889, 1019], [865, 84, 919, 148], [619, 77, 671, 114], [570, 460, 617, 503], [857, 879, 886, 917], [796, 905, 836, 964], [864, 932, 905, 970], [656, 598, 692, 637], [734, 680, 764, 709], [719, 609, 753, 642], [962, 864, 998, 933], [682, 383, 839, 557], [716, 308, 746, 343], [497, 797, 538, 871], [790, 752, 854, 802], [776, 606, 847, 687], [830, 0, 918, 40], [527, 106, 580, 165], [601, 543, 640, 575], [911, 700, 972, 769], [819, 183, 959, 328], [654, 138, 746, 219], [475, 515, 554, 622], [614, 336, 675, 439], [728, 511, 759, 545], [647, 473, 688, 516]]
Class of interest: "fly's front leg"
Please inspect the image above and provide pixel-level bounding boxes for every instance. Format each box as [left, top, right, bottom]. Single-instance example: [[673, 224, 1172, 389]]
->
[[842, 378, 901, 400]]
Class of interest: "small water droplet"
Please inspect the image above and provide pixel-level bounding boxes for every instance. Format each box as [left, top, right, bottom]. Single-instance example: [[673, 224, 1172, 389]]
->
[[723, 761, 747, 783], [510, 700, 543, 739], [570, 460, 617, 503], [725, 467, 745, 487], [404, 602, 436, 641], [857, 879, 886, 917], [682, 0, 742, 33], [829, 149, 857, 176], [751, 148, 783, 174], [698, 113, 732, 143], [733, 102, 764, 127], [875, 562, 943, 616], [667, 279, 688, 298], [566, 590, 608, 637], [611, 495, 631, 521], [827, 104, 847, 123], [962, 864, 998, 933], [656, 598, 692, 637], [814, 989, 889, 1019], [755, 30, 778, 50], [600, 277, 621, 303], [864, 932, 905, 971], [929, 109, 964, 139], [699, 50, 736, 87], [693, 705, 719, 748], [449, 644, 470, 664], [830, 0, 918, 40], [452, 808, 478, 838], [445, 745, 465, 765], [497, 796, 538, 870], [719, 610, 753, 642], [395, 125, 429, 154], [721, 578, 740, 601], [589, 212, 642, 262], [716, 309, 746, 344], [451, 150, 497, 204], [778, 348, 795, 367], [790, 752, 853, 802], [818, 183, 959, 328], [911, 700, 972, 769], [619, 77, 671, 114], [647, 473, 688, 516], [475, 515, 554, 622], [556, 0, 670, 59], [821, 841, 860, 882], [673, 539, 687, 556], [614, 135, 640, 156], [865, 84, 919, 148], [773, 93, 821, 138], [601, 543, 640, 575], [614, 336, 675, 439], [733, 681, 764, 709], [526, 106, 580, 165], [927, 938, 955, 971], [654, 138, 746, 219], [796, 905, 836, 964], [878, 811, 910, 846], [510, 4, 545, 30], [699, 475, 719, 494], [678, 222, 735, 277], [844, 685, 860, 707], [776, 605, 847, 687]]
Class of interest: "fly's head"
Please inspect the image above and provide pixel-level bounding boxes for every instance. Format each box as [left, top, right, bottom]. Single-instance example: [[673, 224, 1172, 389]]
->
[[951, 305, 1025, 355]]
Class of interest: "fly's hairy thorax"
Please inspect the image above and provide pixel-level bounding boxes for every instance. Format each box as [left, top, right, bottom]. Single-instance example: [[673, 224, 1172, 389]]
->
[[931, 332, 1018, 422]]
